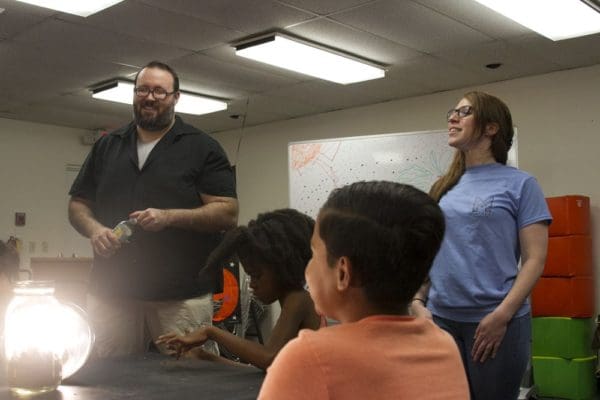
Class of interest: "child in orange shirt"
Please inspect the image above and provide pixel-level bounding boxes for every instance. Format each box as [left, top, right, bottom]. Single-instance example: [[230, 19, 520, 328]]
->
[[259, 181, 470, 399]]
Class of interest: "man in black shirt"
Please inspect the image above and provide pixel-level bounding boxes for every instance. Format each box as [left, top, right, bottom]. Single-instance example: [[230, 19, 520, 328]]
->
[[69, 61, 238, 358]]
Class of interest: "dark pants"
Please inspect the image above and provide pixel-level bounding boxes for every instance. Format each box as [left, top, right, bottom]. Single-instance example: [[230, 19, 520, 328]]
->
[[433, 314, 531, 400]]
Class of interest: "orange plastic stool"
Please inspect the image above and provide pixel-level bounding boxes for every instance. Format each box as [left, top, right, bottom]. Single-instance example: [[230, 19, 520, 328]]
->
[[532, 276, 594, 317], [544, 235, 593, 277], [546, 195, 590, 237]]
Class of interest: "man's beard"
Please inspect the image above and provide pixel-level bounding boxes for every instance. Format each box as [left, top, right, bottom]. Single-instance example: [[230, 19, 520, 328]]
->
[[134, 101, 175, 131]]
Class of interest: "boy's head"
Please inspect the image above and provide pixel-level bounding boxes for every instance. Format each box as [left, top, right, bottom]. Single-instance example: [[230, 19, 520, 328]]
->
[[306, 181, 445, 319], [207, 209, 314, 304]]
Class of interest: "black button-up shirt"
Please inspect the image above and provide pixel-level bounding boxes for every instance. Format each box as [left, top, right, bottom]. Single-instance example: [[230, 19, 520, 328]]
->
[[70, 116, 237, 300]]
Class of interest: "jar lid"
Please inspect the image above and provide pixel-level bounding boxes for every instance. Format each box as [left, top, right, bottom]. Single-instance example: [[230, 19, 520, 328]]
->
[[12, 280, 56, 295]]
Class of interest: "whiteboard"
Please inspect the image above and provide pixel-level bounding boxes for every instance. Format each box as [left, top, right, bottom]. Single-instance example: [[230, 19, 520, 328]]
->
[[289, 130, 518, 217]]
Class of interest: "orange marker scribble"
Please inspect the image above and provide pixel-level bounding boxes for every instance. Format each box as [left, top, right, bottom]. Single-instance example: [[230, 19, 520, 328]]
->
[[291, 143, 323, 170]]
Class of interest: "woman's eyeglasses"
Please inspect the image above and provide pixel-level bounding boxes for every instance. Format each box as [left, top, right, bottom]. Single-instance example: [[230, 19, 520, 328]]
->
[[446, 105, 473, 121]]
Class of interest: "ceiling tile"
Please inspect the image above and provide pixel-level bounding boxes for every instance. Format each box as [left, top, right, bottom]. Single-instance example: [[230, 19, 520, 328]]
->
[[0, 0, 57, 17], [412, 0, 531, 39], [243, 111, 295, 127], [432, 39, 562, 82], [0, 1, 52, 39], [331, 0, 493, 53], [509, 33, 600, 69], [59, 1, 242, 51], [185, 113, 243, 134], [259, 79, 387, 112], [287, 17, 424, 65], [392, 54, 489, 93], [243, 93, 324, 118], [12, 18, 191, 67], [345, 67, 435, 102], [171, 53, 303, 95], [0, 41, 139, 100], [277, 0, 375, 15], [7, 100, 130, 130], [50, 91, 133, 117], [138, 0, 315, 33], [185, 103, 290, 134], [258, 67, 432, 111]]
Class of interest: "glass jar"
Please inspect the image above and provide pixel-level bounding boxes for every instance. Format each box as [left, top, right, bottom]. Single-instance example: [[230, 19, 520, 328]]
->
[[113, 218, 137, 243], [4, 281, 64, 395]]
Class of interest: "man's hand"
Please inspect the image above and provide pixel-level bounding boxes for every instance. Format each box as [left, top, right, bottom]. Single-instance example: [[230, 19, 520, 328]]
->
[[91, 226, 121, 257], [130, 208, 170, 232]]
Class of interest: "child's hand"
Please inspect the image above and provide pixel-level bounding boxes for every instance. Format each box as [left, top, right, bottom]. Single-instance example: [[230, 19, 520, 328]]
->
[[156, 327, 211, 359], [184, 347, 220, 362], [155, 332, 186, 359], [409, 299, 432, 320]]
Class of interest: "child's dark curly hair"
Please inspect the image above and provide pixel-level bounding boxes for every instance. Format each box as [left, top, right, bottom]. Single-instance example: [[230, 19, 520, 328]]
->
[[206, 209, 315, 291]]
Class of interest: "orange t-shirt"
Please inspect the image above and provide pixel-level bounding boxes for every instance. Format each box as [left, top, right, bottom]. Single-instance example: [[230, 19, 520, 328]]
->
[[259, 315, 469, 400]]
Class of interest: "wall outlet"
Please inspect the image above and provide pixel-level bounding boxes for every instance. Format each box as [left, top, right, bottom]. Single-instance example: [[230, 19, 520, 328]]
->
[[41, 241, 48, 253], [15, 212, 26, 226], [28, 241, 36, 254]]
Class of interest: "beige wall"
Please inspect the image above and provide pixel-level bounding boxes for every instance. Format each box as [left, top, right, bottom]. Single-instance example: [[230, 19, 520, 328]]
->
[[1, 63, 598, 329], [0, 118, 92, 268]]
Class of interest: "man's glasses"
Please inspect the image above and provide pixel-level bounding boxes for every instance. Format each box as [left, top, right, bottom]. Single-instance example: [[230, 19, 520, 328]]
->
[[446, 105, 473, 121], [134, 86, 176, 100]]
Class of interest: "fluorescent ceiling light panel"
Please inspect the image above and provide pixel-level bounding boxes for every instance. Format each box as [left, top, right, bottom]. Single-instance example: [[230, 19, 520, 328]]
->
[[235, 34, 385, 84], [16, 0, 125, 17], [473, 0, 600, 40], [176, 93, 228, 115], [92, 81, 227, 116], [92, 81, 132, 105]]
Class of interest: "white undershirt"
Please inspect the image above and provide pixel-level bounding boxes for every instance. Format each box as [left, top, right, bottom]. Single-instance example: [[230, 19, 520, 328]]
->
[[137, 138, 161, 170]]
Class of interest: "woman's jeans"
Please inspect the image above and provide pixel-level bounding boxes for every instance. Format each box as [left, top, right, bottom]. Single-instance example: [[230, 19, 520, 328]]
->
[[433, 314, 531, 400]]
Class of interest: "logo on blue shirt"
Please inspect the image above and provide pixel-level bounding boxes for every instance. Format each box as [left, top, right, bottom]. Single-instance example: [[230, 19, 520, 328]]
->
[[472, 196, 493, 216]]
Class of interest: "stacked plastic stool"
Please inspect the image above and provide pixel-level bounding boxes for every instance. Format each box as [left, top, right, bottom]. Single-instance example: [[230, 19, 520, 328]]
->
[[531, 195, 596, 400]]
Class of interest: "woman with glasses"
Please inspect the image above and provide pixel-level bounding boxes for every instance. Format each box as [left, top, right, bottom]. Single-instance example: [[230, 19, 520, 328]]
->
[[411, 91, 552, 400]]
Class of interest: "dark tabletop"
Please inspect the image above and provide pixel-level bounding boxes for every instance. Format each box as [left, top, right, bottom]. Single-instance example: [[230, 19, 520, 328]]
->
[[0, 353, 264, 400]]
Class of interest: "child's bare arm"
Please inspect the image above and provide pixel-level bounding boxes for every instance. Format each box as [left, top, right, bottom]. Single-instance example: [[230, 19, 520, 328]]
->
[[410, 279, 432, 319], [206, 290, 315, 370], [259, 291, 318, 363]]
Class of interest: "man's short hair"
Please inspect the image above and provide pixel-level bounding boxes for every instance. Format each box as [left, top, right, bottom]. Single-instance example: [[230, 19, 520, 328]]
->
[[134, 61, 180, 92]]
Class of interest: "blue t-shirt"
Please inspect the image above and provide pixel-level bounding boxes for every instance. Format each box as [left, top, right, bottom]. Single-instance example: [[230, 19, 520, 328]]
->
[[428, 163, 552, 322]]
